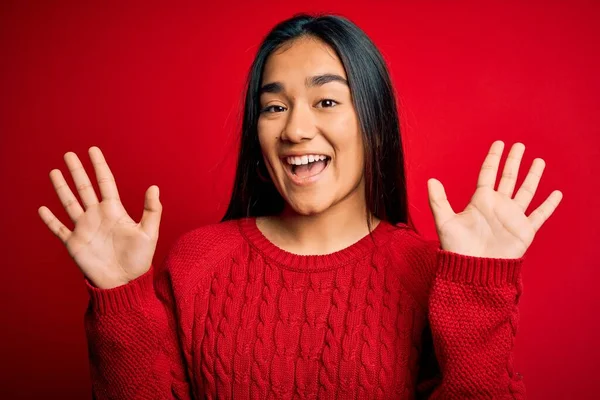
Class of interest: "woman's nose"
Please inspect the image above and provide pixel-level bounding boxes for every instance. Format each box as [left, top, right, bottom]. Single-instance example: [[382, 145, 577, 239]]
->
[[280, 104, 317, 143]]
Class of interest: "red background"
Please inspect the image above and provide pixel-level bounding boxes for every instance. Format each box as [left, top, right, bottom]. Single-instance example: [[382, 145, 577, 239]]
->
[[1, 1, 598, 398]]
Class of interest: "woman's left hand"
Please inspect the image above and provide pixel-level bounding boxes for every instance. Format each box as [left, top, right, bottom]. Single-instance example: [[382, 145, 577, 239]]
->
[[427, 140, 563, 259]]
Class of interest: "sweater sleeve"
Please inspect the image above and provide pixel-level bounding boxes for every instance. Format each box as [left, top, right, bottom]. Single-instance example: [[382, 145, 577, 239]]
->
[[83, 256, 193, 399], [416, 241, 527, 399]]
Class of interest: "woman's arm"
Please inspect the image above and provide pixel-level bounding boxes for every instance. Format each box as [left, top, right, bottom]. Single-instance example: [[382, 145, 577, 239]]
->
[[417, 247, 526, 399], [84, 259, 193, 399]]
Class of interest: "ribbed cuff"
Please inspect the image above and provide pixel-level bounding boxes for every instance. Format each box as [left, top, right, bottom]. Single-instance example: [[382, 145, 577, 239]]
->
[[437, 249, 524, 286], [85, 266, 156, 314]]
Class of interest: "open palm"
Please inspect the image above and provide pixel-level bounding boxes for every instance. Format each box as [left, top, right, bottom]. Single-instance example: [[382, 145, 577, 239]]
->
[[427, 141, 563, 259], [38, 147, 162, 289]]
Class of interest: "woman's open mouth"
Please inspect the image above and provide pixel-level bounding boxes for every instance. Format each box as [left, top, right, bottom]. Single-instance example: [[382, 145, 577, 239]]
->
[[282, 154, 331, 185]]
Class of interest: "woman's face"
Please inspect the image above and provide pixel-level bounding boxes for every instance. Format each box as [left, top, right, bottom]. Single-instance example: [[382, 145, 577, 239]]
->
[[257, 36, 365, 216]]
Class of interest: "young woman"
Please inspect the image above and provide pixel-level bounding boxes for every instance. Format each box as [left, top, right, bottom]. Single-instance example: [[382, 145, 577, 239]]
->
[[39, 13, 562, 399]]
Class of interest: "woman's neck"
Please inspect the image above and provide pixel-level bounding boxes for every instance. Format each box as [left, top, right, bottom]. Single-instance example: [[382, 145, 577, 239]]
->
[[256, 190, 380, 256]]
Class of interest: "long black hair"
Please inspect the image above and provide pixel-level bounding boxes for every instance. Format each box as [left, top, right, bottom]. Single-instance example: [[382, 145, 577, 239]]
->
[[221, 13, 416, 231]]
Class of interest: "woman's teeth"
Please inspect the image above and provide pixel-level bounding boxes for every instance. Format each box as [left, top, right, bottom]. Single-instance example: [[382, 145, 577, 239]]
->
[[286, 155, 328, 165]]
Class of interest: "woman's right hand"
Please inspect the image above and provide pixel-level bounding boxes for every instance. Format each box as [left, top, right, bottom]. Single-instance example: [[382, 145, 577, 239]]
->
[[38, 146, 163, 289]]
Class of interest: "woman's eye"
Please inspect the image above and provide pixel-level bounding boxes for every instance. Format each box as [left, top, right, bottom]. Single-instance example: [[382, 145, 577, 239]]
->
[[260, 100, 338, 113], [261, 105, 286, 113], [317, 99, 338, 108]]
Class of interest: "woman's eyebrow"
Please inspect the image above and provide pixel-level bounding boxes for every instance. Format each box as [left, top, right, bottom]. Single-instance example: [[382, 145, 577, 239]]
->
[[307, 73, 348, 88], [259, 73, 348, 95]]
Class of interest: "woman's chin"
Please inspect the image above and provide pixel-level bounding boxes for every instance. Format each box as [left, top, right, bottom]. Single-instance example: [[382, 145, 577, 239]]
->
[[285, 198, 332, 216]]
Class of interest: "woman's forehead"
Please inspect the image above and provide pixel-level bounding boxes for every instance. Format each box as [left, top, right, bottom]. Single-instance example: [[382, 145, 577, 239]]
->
[[262, 37, 346, 83]]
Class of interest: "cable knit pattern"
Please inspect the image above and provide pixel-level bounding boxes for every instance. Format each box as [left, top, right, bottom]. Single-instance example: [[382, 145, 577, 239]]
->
[[84, 217, 527, 399]]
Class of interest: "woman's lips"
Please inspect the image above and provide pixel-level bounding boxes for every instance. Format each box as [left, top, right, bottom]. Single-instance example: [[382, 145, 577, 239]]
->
[[282, 158, 330, 186]]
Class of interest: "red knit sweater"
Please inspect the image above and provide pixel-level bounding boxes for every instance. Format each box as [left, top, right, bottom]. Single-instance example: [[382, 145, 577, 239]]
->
[[84, 218, 526, 399]]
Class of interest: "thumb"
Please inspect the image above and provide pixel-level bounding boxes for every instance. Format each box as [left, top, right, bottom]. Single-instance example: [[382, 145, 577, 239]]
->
[[140, 185, 162, 239], [427, 178, 455, 228]]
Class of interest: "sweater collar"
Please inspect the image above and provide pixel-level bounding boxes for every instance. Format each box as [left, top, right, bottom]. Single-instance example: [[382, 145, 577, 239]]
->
[[237, 217, 394, 272]]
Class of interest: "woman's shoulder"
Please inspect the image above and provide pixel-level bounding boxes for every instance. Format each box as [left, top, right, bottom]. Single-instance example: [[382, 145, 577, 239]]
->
[[380, 221, 441, 310], [169, 218, 246, 263], [384, 221, 440, 256], [159, 219, 247, 293]]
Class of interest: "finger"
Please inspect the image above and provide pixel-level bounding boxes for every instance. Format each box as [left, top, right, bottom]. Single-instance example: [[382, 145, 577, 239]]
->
[[89, 146, 121, 202], [528, 190, 563, 232], [497, 142, 525, 198], [49, 169, 84, 222], [427, 178, 455, 228], [513, 158, 545, 211], [140, 185, 162, 239], [64, 151, 99, 209], [38, 206, 72, 243], [476, 140, 505, 190]]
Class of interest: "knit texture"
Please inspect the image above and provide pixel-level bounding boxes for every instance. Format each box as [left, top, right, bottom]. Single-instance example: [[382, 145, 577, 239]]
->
[[84, 218, 527, 399]]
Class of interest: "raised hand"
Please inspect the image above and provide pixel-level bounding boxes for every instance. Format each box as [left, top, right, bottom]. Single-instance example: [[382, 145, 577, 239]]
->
[[427, 140, 563, 259], [38, 147, 162, 289]]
